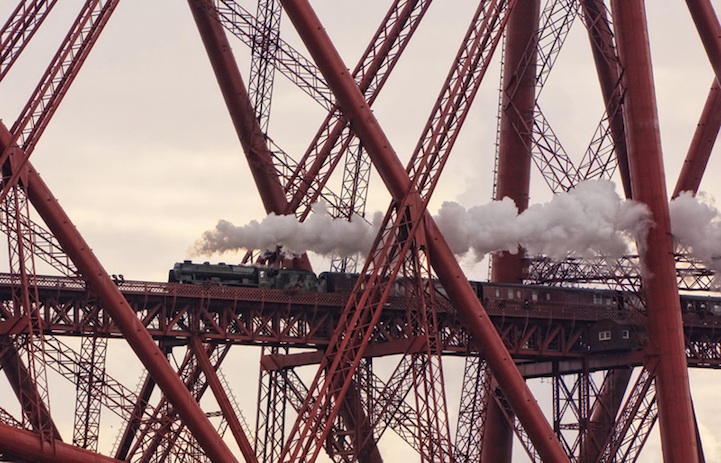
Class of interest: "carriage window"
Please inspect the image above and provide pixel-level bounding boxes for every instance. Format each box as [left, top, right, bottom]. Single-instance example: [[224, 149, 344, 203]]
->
[[516, 290, 522, 299], [621, 330, 630, 339], [598, 330, 612, 341], [508, 289, 514, 299], [593, 294, 604, 305], [545, 293, 551, 301], [531, 291, 538, 302]]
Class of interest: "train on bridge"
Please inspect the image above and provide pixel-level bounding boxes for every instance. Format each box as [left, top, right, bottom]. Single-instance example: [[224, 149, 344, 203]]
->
[[169, 261, 721, 314]]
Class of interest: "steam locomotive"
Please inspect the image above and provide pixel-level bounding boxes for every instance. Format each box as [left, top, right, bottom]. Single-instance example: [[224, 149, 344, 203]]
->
[[168, 260, 320, 291]]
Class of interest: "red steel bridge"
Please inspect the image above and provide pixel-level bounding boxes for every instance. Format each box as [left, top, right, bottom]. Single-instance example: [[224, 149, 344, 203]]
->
[[0, 1, 720, 462]]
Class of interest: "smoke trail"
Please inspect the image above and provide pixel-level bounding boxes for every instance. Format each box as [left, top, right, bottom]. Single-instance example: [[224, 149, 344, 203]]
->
[[437, 180, 653, 261], [670, 191, 721, 272], [195, 180, 654, 262], [194, 203, 381, 257]]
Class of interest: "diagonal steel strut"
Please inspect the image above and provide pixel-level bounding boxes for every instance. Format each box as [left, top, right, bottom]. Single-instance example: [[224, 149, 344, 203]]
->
[[278, 0, 569, 461], [0, 122, 239, 463]]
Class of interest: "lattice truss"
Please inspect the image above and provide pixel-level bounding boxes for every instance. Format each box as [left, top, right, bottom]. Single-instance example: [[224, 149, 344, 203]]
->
[[0, 0, 718, 462]]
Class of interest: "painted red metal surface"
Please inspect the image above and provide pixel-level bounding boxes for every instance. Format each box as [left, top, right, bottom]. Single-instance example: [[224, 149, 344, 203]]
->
[[612, 1, 699, 461], [0, 1, 718, 461], [674, 79, 721, 197], [0, 421, 122, 463], [491, 0, 539, 285], [0, 342, 61, 440], [189, 337, 258, 463], [673, 0, 721, 197], [486, 3, 540, 460], [278, 1, 569, 461], [581, 0, 631, 198], [188, 0, 288, 215], [0, 123, 239, 463]]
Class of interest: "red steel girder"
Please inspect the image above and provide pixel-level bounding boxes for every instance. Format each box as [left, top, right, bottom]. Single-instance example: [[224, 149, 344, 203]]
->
[[487, 3, 539, 460], [113, 375, 155, 460], [0, 0, 119, 196], [454, 356, 491, 461], [72, 334, 106, 451], [492, 0, 539, 285], [0, 123, 239, 463], [674, 79, 721, 197], [0, 0, 59, 81], [189, 0, 288, 216], [673, 0, 721, 197], [580, 0, 631, 198], [404, 259, 453, 462], [612, 2, 699, 461], [248, 0, 282, 134], [277, 1, 568, 461], [278, 0, 513, 458], [687, 0, 721, 80], [582, 368, 632, 463], [481, 378, 514, 463], [285, 0, 432, 220], [0, 339, 60, 441], [276, 366, 374, 462], [0, 420, 122, 463], [3, 184, 56, 444], [128, 342, 229, 462], [596, 362, 658, 463], [213, 0, 334, 110], [189, 336, 258, 463], [255, 346, 288, 463]]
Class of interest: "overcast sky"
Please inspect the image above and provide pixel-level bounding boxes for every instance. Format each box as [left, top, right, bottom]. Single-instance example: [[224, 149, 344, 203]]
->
[[2, 1, 721, 461]]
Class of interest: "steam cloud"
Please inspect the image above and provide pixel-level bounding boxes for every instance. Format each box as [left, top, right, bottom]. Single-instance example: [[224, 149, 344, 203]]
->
[[194, 203, 382, 257], [670, 191, 721, 272], [195, 180, 661, 262], [436, 180, 652, 260]]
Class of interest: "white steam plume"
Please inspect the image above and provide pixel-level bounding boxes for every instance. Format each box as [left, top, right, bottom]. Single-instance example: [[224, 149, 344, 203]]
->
[[670, 191, 721, 272], [195, 180, 654, 262], [194, 203, 381, 257], [437, 180, 653, 260]]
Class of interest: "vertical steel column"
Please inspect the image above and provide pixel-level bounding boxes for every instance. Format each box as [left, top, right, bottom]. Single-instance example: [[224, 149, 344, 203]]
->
[[491, 0, 539, 284], [336, 377, 384, 463], [0, 123, 238, 463], [580, 368, 632, 463], [278, 1, 569, 461], [481, 393, 514, 462], [612, 2, 699, 462], [486, 3, 539, 461]]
